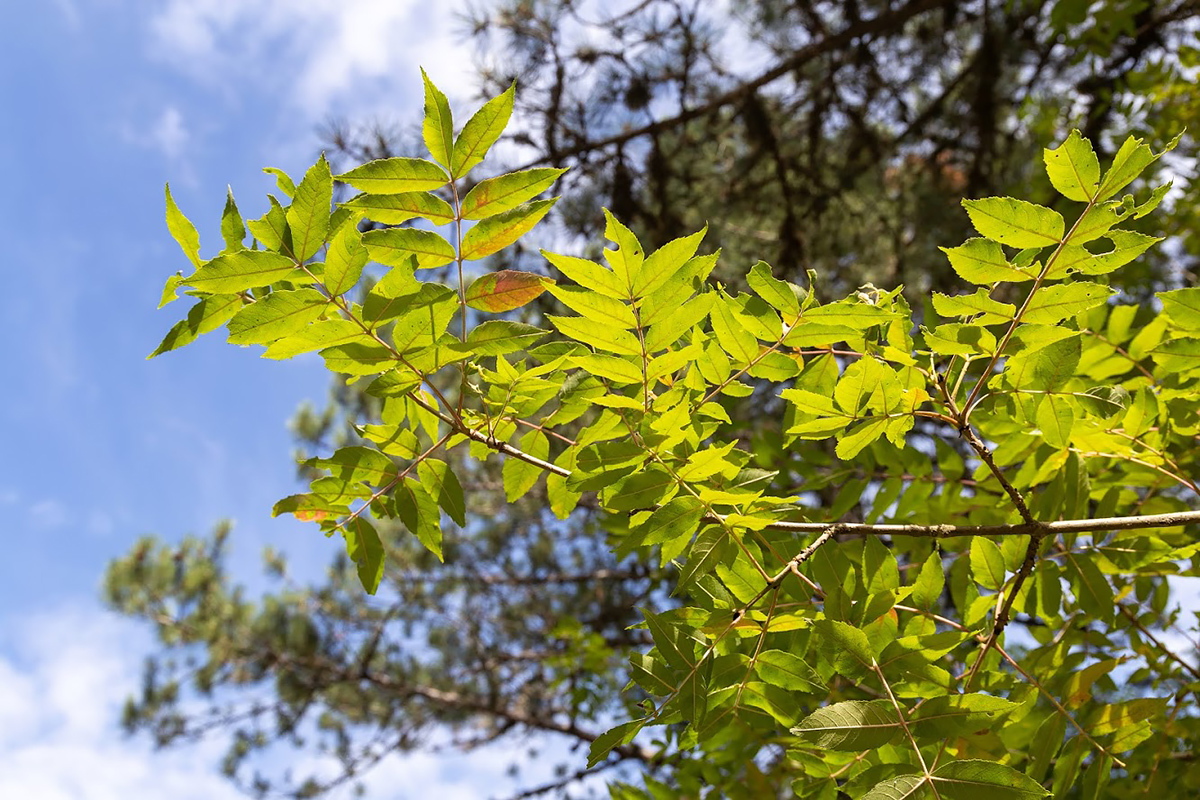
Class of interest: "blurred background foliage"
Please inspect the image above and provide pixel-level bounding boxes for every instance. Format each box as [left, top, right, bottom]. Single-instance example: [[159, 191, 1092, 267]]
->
[[105, 1, 1198, 796]]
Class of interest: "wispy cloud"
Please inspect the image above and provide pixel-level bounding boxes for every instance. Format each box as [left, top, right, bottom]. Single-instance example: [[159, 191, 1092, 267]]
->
[[146, 0, 477, 116], [0, 605, 607, 798]]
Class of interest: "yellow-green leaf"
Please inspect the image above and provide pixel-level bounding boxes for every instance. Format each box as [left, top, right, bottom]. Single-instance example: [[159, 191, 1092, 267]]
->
[[461, 199, 556, 260]]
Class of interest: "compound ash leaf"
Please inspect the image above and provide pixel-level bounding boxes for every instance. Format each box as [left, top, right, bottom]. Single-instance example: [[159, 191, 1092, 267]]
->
[[336, 157, 449, 194], [962, 197, 1064, 248], [461, 167, 566, 220], [227, 288, 330, 345], [460, 199, 557, 260], [466, 270, 552, 312], [451, 81, 515, 178]]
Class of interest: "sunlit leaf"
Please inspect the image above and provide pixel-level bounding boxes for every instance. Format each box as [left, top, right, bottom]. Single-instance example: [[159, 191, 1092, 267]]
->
[[466, 270, 552, 312]]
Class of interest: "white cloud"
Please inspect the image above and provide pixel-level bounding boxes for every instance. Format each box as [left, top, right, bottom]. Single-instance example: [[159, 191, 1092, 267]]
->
[[0, 604, 610, 799], [146, 0, 477, 115], [0, 606, 245, 800]]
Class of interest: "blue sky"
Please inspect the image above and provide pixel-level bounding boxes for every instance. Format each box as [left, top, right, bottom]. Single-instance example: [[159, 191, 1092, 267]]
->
[[0, 2, 588, 796]]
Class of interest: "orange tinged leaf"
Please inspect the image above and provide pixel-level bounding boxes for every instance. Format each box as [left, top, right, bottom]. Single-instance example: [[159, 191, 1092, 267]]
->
[[466, 270, 553, 312]]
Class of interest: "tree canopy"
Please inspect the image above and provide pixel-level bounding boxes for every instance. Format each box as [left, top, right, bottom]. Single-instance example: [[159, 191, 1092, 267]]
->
[[109, 3, 1200, 798]]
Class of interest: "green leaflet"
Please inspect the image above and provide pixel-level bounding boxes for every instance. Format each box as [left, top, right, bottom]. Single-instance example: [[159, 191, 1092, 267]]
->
[[420, 68, 454, 169], [390, 287, 459, 353], [343, 517, 385, 594], [635, 497, 705, 548], [572, 353, 643, 385], [362, 227, 456, 269], [932, 289, 1014, 325], [262, 166, 296, 197], [503, 429, 548, 501], [835, 357, 901, 416], [460, 199, 556, 260], [710, 292, 759, 365], [548, 314, 643, 356], [962, 197, 1064, 248], [186, 250, 306, 294], [1022, 282, 1112, 325], [461, 168, 565, 220], [631, 226, 707, 299], [929, 760, 1049, 799], [754, 650, 825, 693], [395, 477, 443, 560], [464, 320, 547, 356], [1074, 231, 1161, 275], [219, 187, 246, 252], [342, 191, 455, 226], [323, 215, 367, 296], [542, 250, 628, 299], [164, 183, 202, 267], [158, 272, 183, 308], [1043, 129, 1100, 202], [261, 321, 369, 362], [748, 261, 800, 317], [149, 294, 243, 357], [549, 284, 637, 329], [247, 195, 288, 251], [941, 238, 1038, 284], [1158, 287, 1200, 332], [644, 294, 714, 352], [602, 209, 644, 294], [970, 537, 1006, 591], [336, 157, 448, 194], [1096, 131, 1181, 202], [451, 82, 514, 177], [311, 445, 397, 487], [286, 155, 332, 262], [227, 288, 329, 345], [417, 458, 466, 527], [791, 700, 900, 750], [466, 270, 551, 312], [362, 258, 420, 325], [1151, 337, 1200, 375]]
